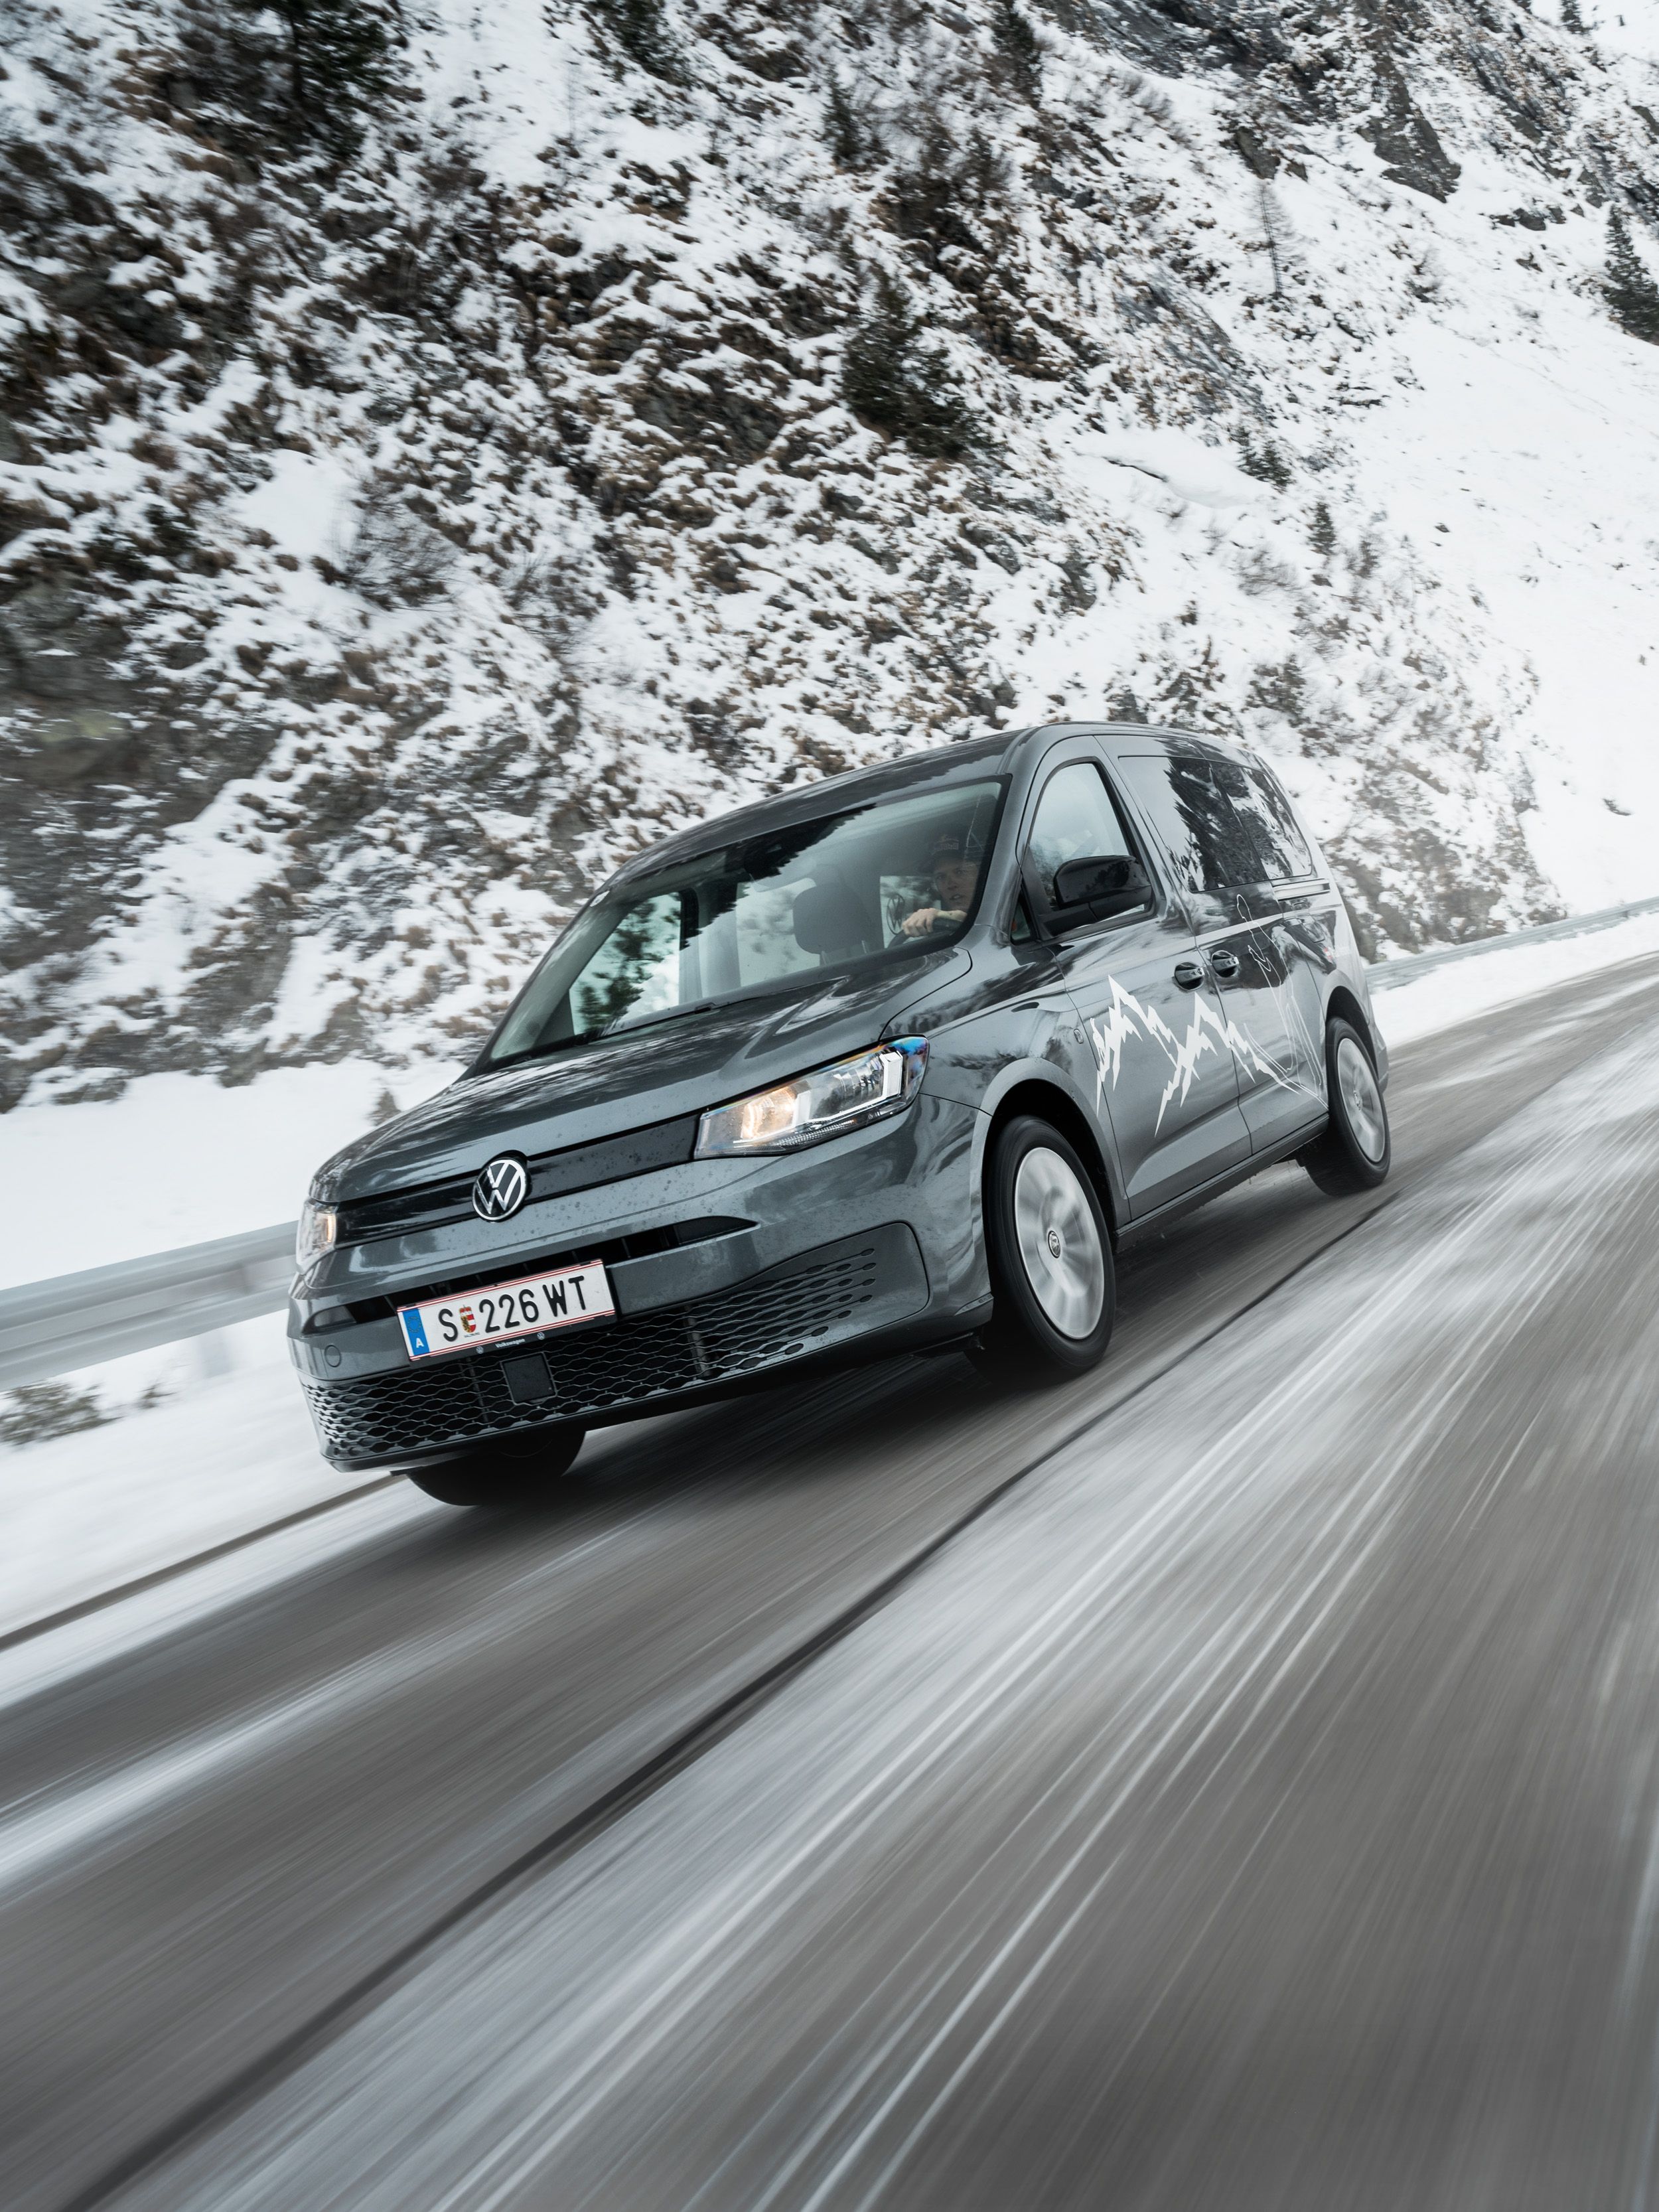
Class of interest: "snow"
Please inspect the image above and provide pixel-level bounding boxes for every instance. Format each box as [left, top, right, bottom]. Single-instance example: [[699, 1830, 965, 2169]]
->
[[1336, 307, 1659, 910], [1371, 909, 1659, 1045], [0, 1313, 377, 1644], [1600, 1, 1659, 63], [237, 447, 359, 566], [0, 1056, 459, 1289], [1070, 422, 1275, 512]]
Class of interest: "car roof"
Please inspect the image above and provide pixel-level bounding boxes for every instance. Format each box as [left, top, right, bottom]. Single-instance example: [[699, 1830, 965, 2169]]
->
[[610, 729, 1021, 882], [609, 720, 1246, 885], [1094, 723, 1252, 765]]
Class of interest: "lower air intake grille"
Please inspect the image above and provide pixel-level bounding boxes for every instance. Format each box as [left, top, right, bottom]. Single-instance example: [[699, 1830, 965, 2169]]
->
[[305, 1237, 887, 1465]]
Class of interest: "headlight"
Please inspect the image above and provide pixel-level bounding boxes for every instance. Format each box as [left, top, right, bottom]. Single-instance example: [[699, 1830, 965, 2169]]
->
[[695, 1037, 928, 1159], [296, 1197, 338, 1270]]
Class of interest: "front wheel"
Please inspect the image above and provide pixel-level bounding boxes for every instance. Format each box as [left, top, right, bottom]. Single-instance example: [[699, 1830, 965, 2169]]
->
[[1301, 1018, 1391, 1195], [972, 1116, 1115, 1383], [401, 1422, 586, 1506]]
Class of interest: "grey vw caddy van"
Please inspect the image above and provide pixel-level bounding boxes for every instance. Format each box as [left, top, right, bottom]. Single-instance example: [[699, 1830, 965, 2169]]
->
[[291, 724, 1388, 1503]]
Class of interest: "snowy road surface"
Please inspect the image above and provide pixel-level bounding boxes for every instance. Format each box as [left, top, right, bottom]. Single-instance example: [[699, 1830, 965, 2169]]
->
[[8, 958, 1659, 2211]]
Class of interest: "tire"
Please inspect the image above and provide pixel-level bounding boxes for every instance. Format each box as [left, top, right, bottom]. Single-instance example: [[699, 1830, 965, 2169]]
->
[[402, 1422, 586, 1506], [1301, 1017, 1391, 1195], [972, 1116, 1115, 1382]]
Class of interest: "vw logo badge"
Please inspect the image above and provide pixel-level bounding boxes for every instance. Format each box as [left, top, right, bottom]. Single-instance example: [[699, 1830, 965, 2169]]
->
[[472, 1153, 529, 1222]]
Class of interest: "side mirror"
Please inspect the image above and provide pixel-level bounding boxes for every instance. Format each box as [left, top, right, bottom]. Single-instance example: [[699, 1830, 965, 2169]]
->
[[1052, 855, 1151, 919]]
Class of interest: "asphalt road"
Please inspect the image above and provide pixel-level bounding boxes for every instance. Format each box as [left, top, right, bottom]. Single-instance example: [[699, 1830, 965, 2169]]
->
[[8, 955, 1659, 2211]]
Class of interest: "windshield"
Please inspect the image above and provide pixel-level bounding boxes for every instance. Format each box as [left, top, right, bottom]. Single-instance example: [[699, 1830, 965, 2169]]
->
[[486, 778, 1005, 1068]]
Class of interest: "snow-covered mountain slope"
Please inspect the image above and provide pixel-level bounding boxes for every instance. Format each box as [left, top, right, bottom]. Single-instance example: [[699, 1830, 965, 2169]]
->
[[5, 0, 1659, 1107]]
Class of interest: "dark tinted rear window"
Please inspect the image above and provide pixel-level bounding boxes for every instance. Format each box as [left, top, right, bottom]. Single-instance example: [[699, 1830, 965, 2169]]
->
[[1116, 754, 1262, 894], [1238, 761, 1317, 880]]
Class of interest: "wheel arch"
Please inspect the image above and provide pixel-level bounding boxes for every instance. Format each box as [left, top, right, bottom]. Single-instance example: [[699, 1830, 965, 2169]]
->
[[981, 1076, 1122, 1248], [1325, 983, 1383, 1070]]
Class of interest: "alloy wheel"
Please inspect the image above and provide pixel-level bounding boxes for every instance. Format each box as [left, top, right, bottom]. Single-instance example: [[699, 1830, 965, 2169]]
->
[[1336, 1035, 1387, 1163], [1012, 1146, 1107, 1340]]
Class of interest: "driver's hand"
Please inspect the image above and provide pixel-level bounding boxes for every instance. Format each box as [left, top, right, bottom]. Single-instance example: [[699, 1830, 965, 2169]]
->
[[902, 907, 942, 937]]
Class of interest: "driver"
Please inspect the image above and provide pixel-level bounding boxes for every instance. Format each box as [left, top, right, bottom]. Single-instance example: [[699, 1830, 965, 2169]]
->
[[902, 830, 980, 938]]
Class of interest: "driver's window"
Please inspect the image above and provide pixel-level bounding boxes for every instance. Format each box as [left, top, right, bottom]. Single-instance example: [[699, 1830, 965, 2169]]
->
[[1025, 761, 1137, 909]]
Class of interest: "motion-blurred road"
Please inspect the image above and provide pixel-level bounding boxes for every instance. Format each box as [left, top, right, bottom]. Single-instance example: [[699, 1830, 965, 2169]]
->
[[9, 958, 1659, 2211]]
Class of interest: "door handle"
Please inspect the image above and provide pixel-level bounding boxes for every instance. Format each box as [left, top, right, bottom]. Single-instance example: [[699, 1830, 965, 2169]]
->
[[1210, 949, 1241, 980], [1173, 960, 1205, 990]]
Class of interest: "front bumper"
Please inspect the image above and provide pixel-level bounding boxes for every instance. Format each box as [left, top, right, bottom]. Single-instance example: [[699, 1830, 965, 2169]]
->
[[302, 1223, 933, 1469], [291, 1092, 989, 1468]]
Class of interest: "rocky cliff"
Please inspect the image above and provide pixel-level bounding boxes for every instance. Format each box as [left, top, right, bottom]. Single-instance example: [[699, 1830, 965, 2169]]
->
[[5, 0, 1659, 1105]]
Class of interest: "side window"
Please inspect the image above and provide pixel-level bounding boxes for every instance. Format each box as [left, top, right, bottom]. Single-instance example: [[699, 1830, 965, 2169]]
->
[[1024, 761, 1137, 910], [1117, 754, 1262, 895], [1238, 761, 1317, 881]]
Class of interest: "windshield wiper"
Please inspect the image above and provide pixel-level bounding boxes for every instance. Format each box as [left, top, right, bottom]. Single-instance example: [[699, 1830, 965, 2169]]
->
[[487, 997, 726, 1072], [488, 967, 855, 1074], [601, 997, 722, 1040], [484, 1031, 597, 1072]]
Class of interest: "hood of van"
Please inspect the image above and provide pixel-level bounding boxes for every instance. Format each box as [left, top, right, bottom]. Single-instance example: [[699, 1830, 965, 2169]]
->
[[312, 950, 970, 1202]]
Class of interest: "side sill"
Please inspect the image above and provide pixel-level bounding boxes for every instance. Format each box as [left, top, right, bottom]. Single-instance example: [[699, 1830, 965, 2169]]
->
[[1117, 1117, 1329, 1249]]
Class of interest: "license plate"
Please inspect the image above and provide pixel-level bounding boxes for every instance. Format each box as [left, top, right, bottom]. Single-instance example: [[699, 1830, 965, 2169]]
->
[[398, 1260, 615, 1362]]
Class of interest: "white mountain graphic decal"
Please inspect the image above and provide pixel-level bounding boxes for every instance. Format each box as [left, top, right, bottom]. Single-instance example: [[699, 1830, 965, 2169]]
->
[[1085, 966, 1323, 1130]]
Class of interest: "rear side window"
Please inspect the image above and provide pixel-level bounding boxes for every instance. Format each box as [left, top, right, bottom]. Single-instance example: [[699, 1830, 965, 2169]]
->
[[1238, 761, 1317, 881], [1023, 761, 1139, 910], [1116, 753, 1262, 894]]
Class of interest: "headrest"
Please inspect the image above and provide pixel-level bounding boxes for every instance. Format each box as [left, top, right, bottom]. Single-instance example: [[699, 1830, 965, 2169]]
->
[[792, 879, 871, 956]]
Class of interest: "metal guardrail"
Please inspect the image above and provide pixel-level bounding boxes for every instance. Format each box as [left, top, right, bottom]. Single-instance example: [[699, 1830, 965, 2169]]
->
[[0, 1222, 296, 1394], [5, 889, 1659, 1395], [1362, 891, 1659, 990]]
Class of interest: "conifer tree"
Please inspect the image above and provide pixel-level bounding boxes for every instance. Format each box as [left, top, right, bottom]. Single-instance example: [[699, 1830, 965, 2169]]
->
[[825, 77, 873, 170], [992, 1, 1042, 103], [1561, 0, 1587, 33], [232, 0, 398, 149], [1606, 209, 1659, 343], [267, 0, 394, 123], [1238, 434, 1293, 488], [842, 273, 983, 461], [593, 0, 682, 82]]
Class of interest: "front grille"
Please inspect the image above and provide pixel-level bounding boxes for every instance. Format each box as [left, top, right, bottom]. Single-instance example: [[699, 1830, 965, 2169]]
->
[[334, 1112, 699, 1244], [336, 1175, 475, 1242], [309, 1216, 751, 1329], [305, 1240, 882, 1465]]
